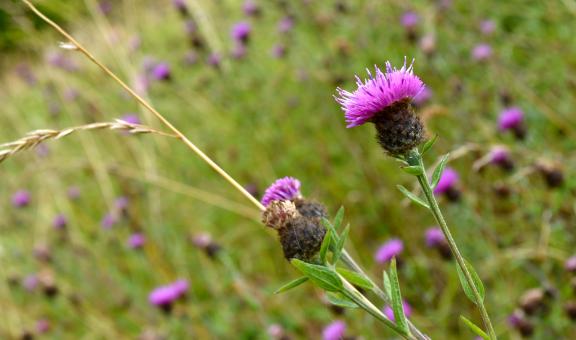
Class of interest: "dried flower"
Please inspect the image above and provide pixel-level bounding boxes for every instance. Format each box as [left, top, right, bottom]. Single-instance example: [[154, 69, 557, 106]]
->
[[261, 177, 302, 207], [375, 238, 404, 264], [335, 59, 426, 155], [12, 190, 31, 208], [231, 22, 251, 43], [322, 320, 346, 340], [472, 43, 492, 61]]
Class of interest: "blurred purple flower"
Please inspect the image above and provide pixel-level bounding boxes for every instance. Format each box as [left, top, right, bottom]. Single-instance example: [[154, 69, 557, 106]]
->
[[120, 114, 140, 125], [335, 59, 425, 128], [45, 51, 78, 72], [184, 51, 198, 65], [52, 214, 67, 230], [322, 320, 346, 340], [565, 256, 576, 272], [128, 233, 145, 249], [498, 107, 524, 131], [207, 53, 222, 68], [149, 285, 179, 306], [98, 1, 112, 15], [67, 186, 81, 200], [271, 44, 287, 58], [278, 16, 294, 33], [472, 43, 492, 61], [231, 22, 251, 43], [22, 274, 38, 291], [489, 146, 510, 165], [375, 238, 404, 264], [480, 20, 496, 35], [384, 300, 412, 321], [12, 190, 31, 208], [261, 177, 301, 207], [151, 63, 171, 81], [267, 324, 285, 339], [171, 279, 189, 298], [36, 319, 50, 334], [243, 0, 260, 17], [132, 73, 150, 96], [35, 144, 50, 158], [433, 168, 459, 195], [232, 44, 247, 60], [413, 87, 432, 106], [115, 196, 129, 212], [401, 11, 420, 29], [173, 0, 188, 14], [101, 213, 117, 229], [425, 227, 445, 247], [15, 63, 37, 85]]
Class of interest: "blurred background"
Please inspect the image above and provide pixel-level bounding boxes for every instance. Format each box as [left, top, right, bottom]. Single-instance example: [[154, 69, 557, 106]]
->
[[1, 0, 575, 338]]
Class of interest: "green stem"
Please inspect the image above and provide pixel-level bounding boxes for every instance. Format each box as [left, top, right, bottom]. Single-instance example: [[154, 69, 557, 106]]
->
[[341, 251, 430, 340], [408, 149, 497, 340], [338, 274, 416, 340]]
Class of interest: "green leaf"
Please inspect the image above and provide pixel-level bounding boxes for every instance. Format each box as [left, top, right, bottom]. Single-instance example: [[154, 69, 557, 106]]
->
[[401, 165, 424, 176], [459, 315, 490, 340], [333, 224, 349, 262], [431, 154, 450, 189], [396, 185, 430, 209], [421, 135, 438, 155], [332, 206, 345, 230], [389, 259, 410, 335], [456, 259, 485, 305], [319, 229, 332, 264], [382, 271, 392, 297], [336, 267, 373, 290], [326, 292, 358, 308], [291, 259, 343, 292], [274, 277, 309, 294]]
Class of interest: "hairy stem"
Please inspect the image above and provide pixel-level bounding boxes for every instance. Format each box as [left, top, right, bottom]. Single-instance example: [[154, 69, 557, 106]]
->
[[408, 149, 497, 340]]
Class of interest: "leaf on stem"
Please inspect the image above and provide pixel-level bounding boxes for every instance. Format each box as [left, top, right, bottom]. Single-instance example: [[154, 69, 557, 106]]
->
[[319, 229, 332, 264], [401, 165, 424, 176], [291, 259, 343, 292], [333, 224, 349, 262], [456, 259, 485, 305], [332, 206, 345, 231], [431, 153, 450, 189], [459, 315, 490, 340], [336, 267, 373, 290], [421, 135, 438, 155], [397, 185, 430, 209], [326, 292, 359, 308], [389, 258, 410, 335], [274, 277, 309, 294]]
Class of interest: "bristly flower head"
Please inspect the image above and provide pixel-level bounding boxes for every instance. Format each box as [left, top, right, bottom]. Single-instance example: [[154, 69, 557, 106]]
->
[[498, 107, 524, 130], [335, 58, 425, 128], [261, 177, 302, 206], [231, 22, 251, 43]]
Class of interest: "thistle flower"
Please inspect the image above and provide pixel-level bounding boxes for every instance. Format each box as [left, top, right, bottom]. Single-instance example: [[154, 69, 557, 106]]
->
[[375, 238, 404, 264], [322, 320, 346, 340], [498, 107, 526, 139], [261, 177, 301, 207], [173, 0, 189, 16], [384, 300, 412, 321], [401, 11, 420, 29], [508, 309, 534, 337], [98, 1, 112, 15], [207, 53, 222, 68], [519, 288, 547, 315], [101, 212, 117, 229], [278, 16, 294, 33], [36, 319, 50, 334], [12, 190, 31, 208], [566, 256, 576, 272], [67, 186, 81, 200], [151, 63, 171, 81], [243, 0, 261, 17], [472, 43, 492, 61], [488, 146, 514, 170], [271, 44, 287, 58], [149, 280, 189, 311], [413, 87, 432, 106], [231, 22, 251, 44], [191, 233, 222, 259], [22, 274, 38, 291], [52, 214, 67, 230], [267, 324, 286, 339], [564, 301, 576, 321], [536, 162, 564, 188], [335, 59, 426, 155], [127, 233, 145, 249], [480, 20, 496, 35], [433, 167, 460, 201]]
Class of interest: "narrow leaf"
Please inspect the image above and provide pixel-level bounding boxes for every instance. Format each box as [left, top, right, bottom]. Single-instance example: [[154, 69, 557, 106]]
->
[[421, 135, 438, 155], [326, 292, 359, 308], [274, 277, 309, 294], [456, 259, 485, 305], [336, 267, 373, 290], [319, 229, 332, 263], [382, 271, 392, 297], [389, 259, 410, 335], [291, 259, 343, 292], [332, 206, 345, 230], [401, 165, 424, 176], [431, 154, 450, 189], [397, 185, 430, 209], [460, 315, 490, 340], [333, 224, 349, 262]]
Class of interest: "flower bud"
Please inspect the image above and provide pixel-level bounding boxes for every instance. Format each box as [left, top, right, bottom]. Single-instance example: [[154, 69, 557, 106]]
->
[[278, 216, 326, 261]]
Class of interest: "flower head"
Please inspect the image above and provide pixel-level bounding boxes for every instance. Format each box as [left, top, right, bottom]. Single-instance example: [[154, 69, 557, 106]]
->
[[128, 233, 145, 249], [12, 190, 31, 208], [375, 238, 404, 264], [565, 256, 576, 272], [335, 59, 425, 128], [231, 22, 251, 43], [384, 300, 412, 322], [433, 167, 459, 195], [149, 285, 179, 306], [151, 63, 171, 81], [271, 44, 287, 58], [261, 177, 301, 206], [278, 16, 294, 33], [322, 320, 346, 340], [243, 0, 260, 17], [498, 107, 524, 130], [52, 214, 67, 230], [401, 11, 420, 29], [480, 20, 496, 35], [425, 227, 445, 247], [472, 43, 492, 61]]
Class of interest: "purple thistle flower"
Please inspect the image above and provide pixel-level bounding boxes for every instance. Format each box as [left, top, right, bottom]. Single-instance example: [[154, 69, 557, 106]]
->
[[184, 20, 197, 35], [433, 167, 459, 195], [231, 22, 251, 43], [12, 190, 31, 208], [472, 43, 492, 61], [261, 177, 302, 207], [22, 274, 38, 291], [52, 214, 67, 230], [149, 285, 179, 306], [384, 300, 412, 321], [565, 256, 576, 272], [45, 51, 79, 72], [498, 107, 524, 131], [267, 324, 285, 339], [101, 213, 117, 229], [207, 53, 222, 68], [480, 20, 496, 35], [401, 11, 420, 29], [488, 146, 513, 169], [120, 114, 140, 125], [375, 238, 404, 264], [322, 320, 346, 340], [271, 44, 287, 58], [425, 227, 445, 247], [173, 0, 188, 14], [115, 196, 129, 212], [67, 186, 81, 200], [151, 63, 171, 81], [278, 16, 294, 33], [413, 87, 432, 106], [243, 0, 260, 17], [128, 233, 145, 249], [36, 319, 50, 334], [171, 279, 189, 298], [335, 59, 425, 128]]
